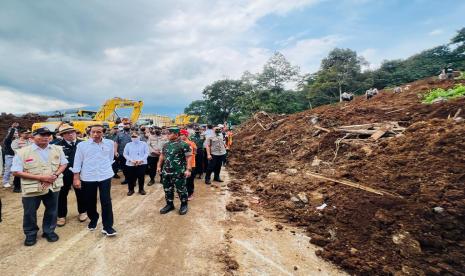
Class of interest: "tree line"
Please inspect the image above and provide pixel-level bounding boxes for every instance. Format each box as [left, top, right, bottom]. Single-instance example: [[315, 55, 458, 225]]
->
[[184, 27, 465, 125]]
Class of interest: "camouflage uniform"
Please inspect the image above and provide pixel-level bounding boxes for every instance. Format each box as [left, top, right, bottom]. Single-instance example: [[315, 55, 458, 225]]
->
[[161, 138, 192, 204]]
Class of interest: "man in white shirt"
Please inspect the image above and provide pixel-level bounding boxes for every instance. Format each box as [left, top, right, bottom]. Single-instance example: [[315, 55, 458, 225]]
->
[[72, 125, 117, 237]]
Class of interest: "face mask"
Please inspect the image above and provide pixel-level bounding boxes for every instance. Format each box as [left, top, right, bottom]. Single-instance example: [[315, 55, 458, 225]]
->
[[131, 137, 140, 142], [215, 130, 221, 134], [155, 131, 161, 135], [141, 128, 146, 132], [124, 127, 130, 131]]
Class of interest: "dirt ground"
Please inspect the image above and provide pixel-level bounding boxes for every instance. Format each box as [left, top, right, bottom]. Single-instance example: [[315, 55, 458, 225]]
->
[[229, 77, 465, 275], [0, 171, 344, 276], [0, 113, 45, 141]]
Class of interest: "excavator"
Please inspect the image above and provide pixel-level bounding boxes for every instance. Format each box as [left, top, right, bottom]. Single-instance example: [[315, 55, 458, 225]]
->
[[32, 97, 143, 134], [174, 114, 199, 126]]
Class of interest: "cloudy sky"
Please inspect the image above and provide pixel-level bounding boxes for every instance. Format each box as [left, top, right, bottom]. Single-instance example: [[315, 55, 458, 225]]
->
[[0, 0, 464, 115]]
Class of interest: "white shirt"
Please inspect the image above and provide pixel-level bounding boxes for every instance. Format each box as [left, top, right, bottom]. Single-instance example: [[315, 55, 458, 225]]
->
[[123, 140, 149, 166], [203, 129, 214, 148], [72, 138, 114, 182], [11, 143, 68, 172]]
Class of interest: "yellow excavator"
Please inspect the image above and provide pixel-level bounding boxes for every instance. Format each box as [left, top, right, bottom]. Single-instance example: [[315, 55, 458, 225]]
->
[[32, 97, 143, 133], [174, 114, 199, 126]]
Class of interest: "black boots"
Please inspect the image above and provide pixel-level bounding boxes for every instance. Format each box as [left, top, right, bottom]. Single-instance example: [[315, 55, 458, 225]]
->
[[160, 203, 175, 214], [179, 202, 188, 215]]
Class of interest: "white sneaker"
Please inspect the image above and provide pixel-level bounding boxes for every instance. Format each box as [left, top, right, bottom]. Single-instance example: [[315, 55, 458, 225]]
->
[[3, 183, 11, 188]]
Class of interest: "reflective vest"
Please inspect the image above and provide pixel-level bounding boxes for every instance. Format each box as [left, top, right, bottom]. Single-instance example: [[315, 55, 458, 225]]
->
[[17, 145, 64, 197]]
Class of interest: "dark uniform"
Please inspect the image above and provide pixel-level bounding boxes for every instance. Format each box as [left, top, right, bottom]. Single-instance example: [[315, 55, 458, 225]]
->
[[189, 131, 205, 178], [56, 138, 86, 219]]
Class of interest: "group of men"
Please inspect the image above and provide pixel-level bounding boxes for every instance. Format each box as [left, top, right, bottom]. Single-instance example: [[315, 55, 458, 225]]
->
[[0, 120, 232, 247]]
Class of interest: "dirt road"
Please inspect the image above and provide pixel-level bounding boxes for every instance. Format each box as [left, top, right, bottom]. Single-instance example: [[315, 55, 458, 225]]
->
[[0, 171, 344, 276]]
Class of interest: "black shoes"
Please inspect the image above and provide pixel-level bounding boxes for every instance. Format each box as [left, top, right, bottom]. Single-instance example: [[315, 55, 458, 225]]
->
[[13, 188, 21, 193], [42, 232, 59, 242], [87, 220, 97, 231], [160, 204, 175, 214], [179, 203, 188, 215], [24, 236, 37, 246], [102, 227, 117, 237], [205, 179, 211, 185], [139, 190, 146, 195], [127, 190, 135, 196], [148, 179, 155, 186]]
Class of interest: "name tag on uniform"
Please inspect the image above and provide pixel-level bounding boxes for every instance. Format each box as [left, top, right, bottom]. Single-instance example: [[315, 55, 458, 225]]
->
[[25, 158, 35, 163]]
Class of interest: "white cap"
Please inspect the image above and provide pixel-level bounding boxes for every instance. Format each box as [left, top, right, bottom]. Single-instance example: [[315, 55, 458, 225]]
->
[[217, 124, 224, 128]]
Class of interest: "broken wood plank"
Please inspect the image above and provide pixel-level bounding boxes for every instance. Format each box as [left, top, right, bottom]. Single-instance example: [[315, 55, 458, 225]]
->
[[335, 129, 378, 135], [385, 108, 407, 114], [305, 172, 403, 198], [314, 125, 331, 132], [371, 125, 391, 141]]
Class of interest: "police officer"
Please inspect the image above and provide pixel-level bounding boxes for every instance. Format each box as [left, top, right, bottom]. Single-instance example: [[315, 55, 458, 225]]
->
[[11, 127, 68, 246], [55, 124, 87, 226], [157, 127, 192, 215], [205, 126, 227, 184]]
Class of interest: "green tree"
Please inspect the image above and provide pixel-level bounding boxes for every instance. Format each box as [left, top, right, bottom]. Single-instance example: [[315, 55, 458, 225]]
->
[[202, 79, 244, 124], [184, 100, 208, 123], [306, 48, 369, 105], [256, 52, 300, 92]]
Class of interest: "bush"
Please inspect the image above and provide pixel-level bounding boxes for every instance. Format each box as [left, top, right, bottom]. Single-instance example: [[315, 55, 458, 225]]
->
[[422, 84, 465, 104]]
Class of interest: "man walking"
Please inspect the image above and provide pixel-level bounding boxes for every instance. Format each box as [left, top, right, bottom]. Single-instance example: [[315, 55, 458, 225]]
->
[[205, 126, 227, 184], [157, 127, 192, 215], [73, 125, 117, 236], [147, 126, 166, 185], [11, 127, 68, 246], [189, 127, 204, 179], [114, 122, 132, 184], [3, 122, 19, 188], [55, 124, 87, 227]]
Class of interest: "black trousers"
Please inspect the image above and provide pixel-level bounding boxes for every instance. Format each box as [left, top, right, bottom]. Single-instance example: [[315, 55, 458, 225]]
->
[[147, 156, 160, 180], [127, 165, 147, 192], [117, 155, 129, 180], [22, 190, 59, 238], [13, 176, 21, 191], [82, 178, 114, 230], [206, 154, 225, 181], [58, 171, 86, 218], [112, 156, 119, 175], [202, 149, 209, 173], [186, 167, 196, 196], [194, 149, 204, 177]]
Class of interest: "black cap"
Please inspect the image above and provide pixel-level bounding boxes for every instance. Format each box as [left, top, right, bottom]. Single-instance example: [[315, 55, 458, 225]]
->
[[33, 127, 54, 136]]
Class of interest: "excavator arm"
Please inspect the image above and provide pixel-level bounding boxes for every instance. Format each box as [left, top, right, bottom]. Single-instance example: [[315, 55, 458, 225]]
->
[[94, 97, 143, 123]]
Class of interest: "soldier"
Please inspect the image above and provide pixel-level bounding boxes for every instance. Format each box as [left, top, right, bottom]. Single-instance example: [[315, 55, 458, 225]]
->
[[11, 127, 68, 246], [156, 127, 192, 215], [189, 127, 205, 179]]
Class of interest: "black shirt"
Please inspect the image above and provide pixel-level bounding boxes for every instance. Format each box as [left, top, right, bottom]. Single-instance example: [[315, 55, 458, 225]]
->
[[56, 139, 82, 170]]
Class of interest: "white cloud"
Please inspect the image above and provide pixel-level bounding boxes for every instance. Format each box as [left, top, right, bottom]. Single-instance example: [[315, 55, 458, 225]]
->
[[0, 0, 322, 113], [429, 29, 444, 36], [0, 87, 83, 114], [283, 35, 343, 72]]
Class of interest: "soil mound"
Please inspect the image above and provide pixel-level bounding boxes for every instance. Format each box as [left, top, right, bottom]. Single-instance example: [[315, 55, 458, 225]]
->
[[229, 77, 465, 275]]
